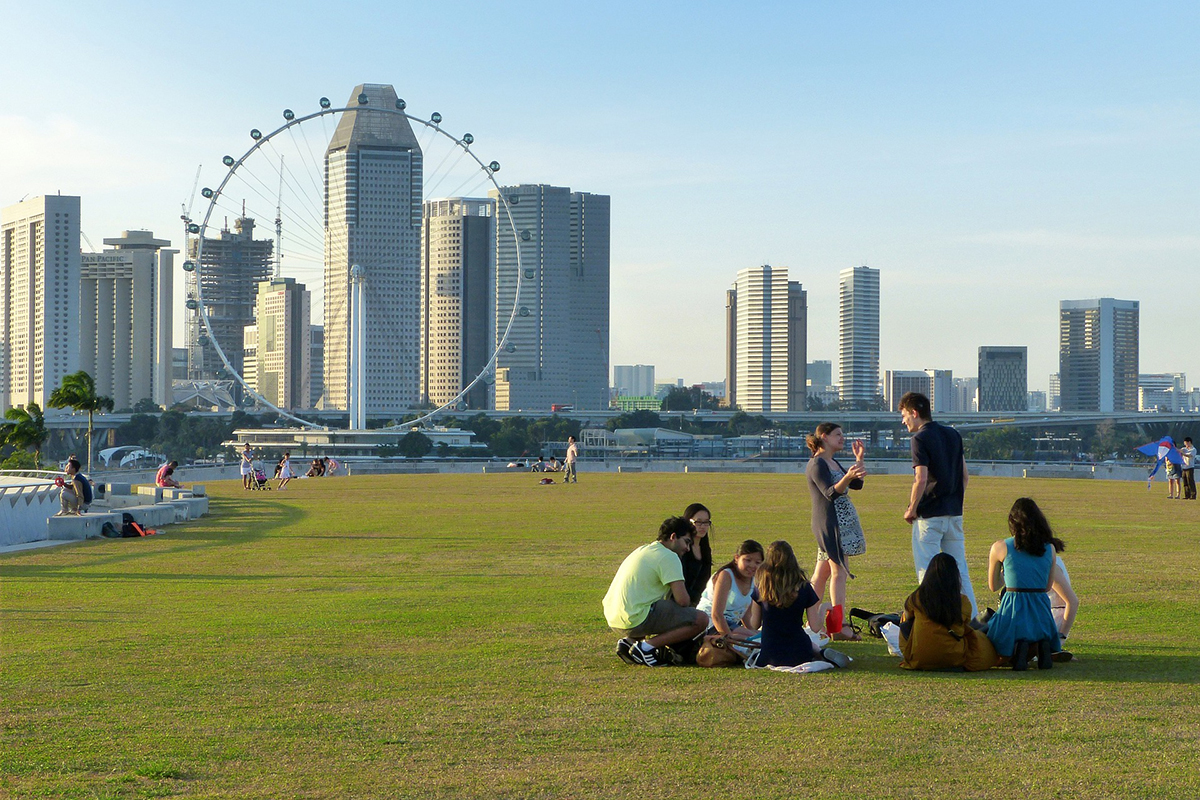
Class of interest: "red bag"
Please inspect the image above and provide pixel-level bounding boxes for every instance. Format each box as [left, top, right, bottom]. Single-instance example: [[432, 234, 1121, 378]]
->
[[825, 604, 844, 636]]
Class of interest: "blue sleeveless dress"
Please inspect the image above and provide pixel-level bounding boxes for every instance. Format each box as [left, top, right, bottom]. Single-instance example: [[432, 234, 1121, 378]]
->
[[986, 537, 1061, 658]]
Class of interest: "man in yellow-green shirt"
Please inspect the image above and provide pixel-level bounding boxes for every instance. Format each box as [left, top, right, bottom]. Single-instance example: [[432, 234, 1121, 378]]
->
[[602, 517, 709, 667]]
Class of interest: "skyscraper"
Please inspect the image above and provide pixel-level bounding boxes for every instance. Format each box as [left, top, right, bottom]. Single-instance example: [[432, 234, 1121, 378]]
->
[[187, 216, 273, 383], [613, 365, 655, 397], [325, 83, 423, 416], [80, 230, 175, 409], [420, 197, 493, 410], [253, 277, 312, 410], [490, 184, 610, 411], [838, 265, 880, 408], [1, 195, 81, 413], [1059, 298, 1139, 412], [978, 346, 1028, 412], [885, 370, 932, 412], [725, 265, 806, 413]]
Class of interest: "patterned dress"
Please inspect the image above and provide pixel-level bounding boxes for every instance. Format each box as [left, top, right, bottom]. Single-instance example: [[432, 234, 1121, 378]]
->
[[817, 462, 867, 562]]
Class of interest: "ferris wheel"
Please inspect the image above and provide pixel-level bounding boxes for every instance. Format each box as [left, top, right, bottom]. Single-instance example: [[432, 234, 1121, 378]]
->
[[182, 87, 523, 429]]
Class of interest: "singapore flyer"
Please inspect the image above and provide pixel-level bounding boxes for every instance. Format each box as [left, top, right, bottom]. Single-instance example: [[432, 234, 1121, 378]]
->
[[184, 84, 523, 430]]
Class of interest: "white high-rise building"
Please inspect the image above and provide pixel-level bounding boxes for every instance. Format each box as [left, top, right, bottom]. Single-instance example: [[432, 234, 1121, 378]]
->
[[490, 184, 610, 411], [725, 265, 806, 413], [254, 277, 312, 411], [80, 230, 175, 409], [324, 83, 422, 417], [1059, 298, 1139, 412], [838, 265, 880, 408], [613, 365, 655, 397], [421, 197, 494, 410], [1, 195, 81, 413]]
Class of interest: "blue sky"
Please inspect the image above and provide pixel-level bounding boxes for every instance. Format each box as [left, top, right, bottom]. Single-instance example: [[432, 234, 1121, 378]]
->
[[2, 2, 1197, 393]]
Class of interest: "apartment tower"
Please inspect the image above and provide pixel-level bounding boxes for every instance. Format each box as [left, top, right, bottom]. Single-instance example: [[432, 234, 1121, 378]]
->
[[1059, 298, 1139, 412], [725, 265, 806, 413], [838, 265, 880, 407]]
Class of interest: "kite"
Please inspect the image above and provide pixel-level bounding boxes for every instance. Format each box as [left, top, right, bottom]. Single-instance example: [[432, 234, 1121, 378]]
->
[[1135, 436, 1183, 488]]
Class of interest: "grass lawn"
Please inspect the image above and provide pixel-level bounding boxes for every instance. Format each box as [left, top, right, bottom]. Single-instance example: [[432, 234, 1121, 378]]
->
[[2, 472, 1198, 799]]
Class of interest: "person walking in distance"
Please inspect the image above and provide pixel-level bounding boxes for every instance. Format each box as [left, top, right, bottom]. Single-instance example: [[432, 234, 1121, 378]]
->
[[563, 436, 579, 484], [900, 391, 978, 617]]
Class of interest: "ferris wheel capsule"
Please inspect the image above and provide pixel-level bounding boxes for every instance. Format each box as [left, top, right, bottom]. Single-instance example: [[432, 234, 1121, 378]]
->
[[489, 161, 500, 172], [250, 129, 262, 140], [357, 93, 369, 105], [462, 133, 474, 145], [223, 155, 235, 167], [283, 109, 295, 121], [188, 223, 200, 234], [182, 261, 196, 272], [396, 98, 406, 110], [431, 112, 442, 124], [319, 97, 331, 109], [201, 188, 214, 199], [185, 298, 199, 310]]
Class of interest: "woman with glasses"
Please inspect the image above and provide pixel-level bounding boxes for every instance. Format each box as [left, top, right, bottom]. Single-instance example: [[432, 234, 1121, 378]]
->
[[680, 503, 714, 606]]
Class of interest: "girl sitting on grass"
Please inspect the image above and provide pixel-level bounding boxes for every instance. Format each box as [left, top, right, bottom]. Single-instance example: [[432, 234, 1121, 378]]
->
[[697, 540, 765, 637], [745, 540, 848, 668], [985, 498, 1070, 669], [899, 553, 999, 671]]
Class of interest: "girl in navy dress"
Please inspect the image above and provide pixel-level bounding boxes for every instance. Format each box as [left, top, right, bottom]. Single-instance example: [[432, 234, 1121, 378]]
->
[[746, 540, 848, 668]]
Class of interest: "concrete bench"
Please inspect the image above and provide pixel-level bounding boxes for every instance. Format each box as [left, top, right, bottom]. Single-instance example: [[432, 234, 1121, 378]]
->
[[135, 486, 164, 501], [95, 482, 133, 498], [1023, 468, 1094, 479], [47, 511, 123, 541], [617, 466, 643, 473], [118, 504, 178, 527]]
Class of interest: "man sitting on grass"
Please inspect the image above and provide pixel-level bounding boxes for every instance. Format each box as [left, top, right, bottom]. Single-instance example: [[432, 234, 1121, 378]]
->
[[602, 517, 709, 667]]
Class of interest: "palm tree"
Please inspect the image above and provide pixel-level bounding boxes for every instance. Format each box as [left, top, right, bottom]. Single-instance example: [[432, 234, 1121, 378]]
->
[[48, 371, 114, 473], [2, 402, 49, 467]]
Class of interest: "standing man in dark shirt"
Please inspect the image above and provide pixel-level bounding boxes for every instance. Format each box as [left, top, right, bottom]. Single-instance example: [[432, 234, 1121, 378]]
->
[[899, 392, 978, 617]]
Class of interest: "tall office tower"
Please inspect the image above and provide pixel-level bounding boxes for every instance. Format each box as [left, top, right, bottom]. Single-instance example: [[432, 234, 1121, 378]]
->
[[242, 325, 258, 392], [490, 184, 611, 411], [978, 346, 1028, 412], [1059, 298, 1139, 412], [838, 265, 880, 408], [613, 364, 655, 397], [951, 376, 978, 413], [0, 195, 81, 413], [724, 288, 737, 406], [420, 197, 493, 410], [309, 325, 324, 409], [80, 230, 175, 409], [1048, 373, 1061, 411], [885, 370, 932, 412], [725, 265, 806, 413], [567, 191, 611, 410], [186, 216, 272, 383], [253, 277, 311, 410], [925, 369, 953, 413], [325, 83, 422, 417]]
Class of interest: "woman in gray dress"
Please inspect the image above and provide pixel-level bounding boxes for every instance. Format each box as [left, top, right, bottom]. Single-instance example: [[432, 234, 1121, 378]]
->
[[805, 422, 867, 641]]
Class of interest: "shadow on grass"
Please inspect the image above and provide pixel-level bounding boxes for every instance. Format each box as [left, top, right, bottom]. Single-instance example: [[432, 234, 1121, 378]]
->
[[828, 651, 1200, 684]]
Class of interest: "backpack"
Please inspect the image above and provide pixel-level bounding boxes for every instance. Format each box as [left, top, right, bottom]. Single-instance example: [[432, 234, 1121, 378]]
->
[[100, 521, 122, 538], [78, 474, 94, 504], [121, 512, 147, 538]]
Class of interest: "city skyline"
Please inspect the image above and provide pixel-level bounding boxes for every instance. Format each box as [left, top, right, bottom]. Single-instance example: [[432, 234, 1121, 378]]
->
[[1, 4, 1197, 393]]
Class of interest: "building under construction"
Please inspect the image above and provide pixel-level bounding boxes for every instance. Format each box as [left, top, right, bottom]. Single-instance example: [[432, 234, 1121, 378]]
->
[[186, 216, 273, 390]]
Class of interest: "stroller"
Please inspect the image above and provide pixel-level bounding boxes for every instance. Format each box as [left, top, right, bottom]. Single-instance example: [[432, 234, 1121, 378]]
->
[[251, 461, 272, 490]]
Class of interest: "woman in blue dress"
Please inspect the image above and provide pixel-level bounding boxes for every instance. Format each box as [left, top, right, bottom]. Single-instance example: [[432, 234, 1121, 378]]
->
[[985, 497, 1068, 669]]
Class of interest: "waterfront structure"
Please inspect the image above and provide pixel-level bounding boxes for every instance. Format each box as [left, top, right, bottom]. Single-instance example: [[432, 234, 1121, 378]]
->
[[978, 346, 1028, 412], [253, 277, 311, 410], [1059, 298, 1139, 412], [325, 83, 423, 417], [725, 265, 806, 413], [80, 230, 174, 409], [420, 197, 493, 410], [0, 195, 81, 413], [838, 265, 880, 408], [490, 184, 610, 411], [614, 365, 655, 398], [187, 216, 272, 384]]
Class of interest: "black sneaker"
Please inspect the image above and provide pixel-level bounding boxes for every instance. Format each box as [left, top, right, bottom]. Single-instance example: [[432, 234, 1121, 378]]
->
[[616, 638, 637, 665], [821, 648, 851, 669], [1051, 649, 1074, 663], [629, 644, 666, 667]]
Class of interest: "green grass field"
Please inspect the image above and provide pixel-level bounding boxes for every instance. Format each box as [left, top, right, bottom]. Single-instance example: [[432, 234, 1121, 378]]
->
[[2, 472, 1198, 799]]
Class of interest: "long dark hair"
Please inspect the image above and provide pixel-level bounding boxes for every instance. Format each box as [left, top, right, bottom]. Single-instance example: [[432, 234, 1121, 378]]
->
[[805, 423, 841, 455], [754, 540, 808, 608], [682, 502, 713, 563], [715, 539, 764, 582], [917, 553, 964, 629], [1008, 497, 1065, 556]]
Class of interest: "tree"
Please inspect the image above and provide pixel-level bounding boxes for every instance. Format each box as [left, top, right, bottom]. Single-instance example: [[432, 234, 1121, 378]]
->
[[48, 371, 114, 473], [398, 431, 433, 459], [132, 398, 161, 413], [606, 410, 663, 431], [661, 387, 720, 411], [2, 402, 49, 467]]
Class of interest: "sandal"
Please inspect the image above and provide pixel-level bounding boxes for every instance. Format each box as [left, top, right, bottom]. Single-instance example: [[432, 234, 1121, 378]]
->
[[832, 625, 862, 642]]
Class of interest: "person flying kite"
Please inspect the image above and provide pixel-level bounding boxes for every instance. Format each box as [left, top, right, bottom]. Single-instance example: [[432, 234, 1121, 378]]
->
[[1135, 436, 1183, 489]]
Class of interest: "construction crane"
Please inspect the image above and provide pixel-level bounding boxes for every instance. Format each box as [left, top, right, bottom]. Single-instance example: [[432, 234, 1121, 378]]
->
[[274, 156, 283, 280], [180, 163, 202, 248]]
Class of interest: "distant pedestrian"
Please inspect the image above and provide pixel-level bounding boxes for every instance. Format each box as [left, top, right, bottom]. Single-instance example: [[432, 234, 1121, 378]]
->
[[900, 392, 978, 617], [1181, 437, 1197, 500], [564, 436, 579, 483]]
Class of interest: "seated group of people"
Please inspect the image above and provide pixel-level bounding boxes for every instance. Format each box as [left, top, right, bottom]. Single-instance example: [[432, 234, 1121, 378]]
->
[[602, 497, 1078, 673], [156, 461, 182, 488], [305, 457, 336, 478], [530, 456, 562, 473]]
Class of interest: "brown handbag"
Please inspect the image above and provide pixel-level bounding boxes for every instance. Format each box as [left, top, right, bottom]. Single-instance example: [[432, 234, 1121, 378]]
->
[[695, 634, 742, 668]]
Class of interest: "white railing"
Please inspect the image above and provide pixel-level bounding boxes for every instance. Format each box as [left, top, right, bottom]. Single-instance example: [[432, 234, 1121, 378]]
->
[[0, 470, 63, 547]]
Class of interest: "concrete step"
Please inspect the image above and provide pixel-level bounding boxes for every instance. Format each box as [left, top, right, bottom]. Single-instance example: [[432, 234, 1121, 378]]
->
[[47, 512, 123, 541]]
